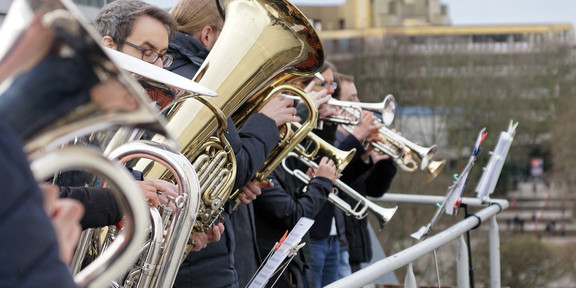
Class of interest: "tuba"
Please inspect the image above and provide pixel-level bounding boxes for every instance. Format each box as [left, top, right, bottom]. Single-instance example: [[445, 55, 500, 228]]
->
[[0, 0, 172, 286], [140, 0, 324, 232]]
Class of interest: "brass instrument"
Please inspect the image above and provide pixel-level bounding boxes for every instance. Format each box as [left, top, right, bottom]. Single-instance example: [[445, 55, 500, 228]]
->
[[140, 0, 324, 232], [0, 0, 174, 156], [31, 147, 150, 288], [282, 151, 397, 229], [325, 94, 397, 126], [107, 141, 201, 288], [333, 95, 445, 181], [229, 74, 320, 203], [291, 122, 356, 170], [0, 1, 178, 286]]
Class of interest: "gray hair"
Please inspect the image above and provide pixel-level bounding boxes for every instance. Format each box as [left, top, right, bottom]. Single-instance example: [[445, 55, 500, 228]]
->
[[95, 0, 177, 50]]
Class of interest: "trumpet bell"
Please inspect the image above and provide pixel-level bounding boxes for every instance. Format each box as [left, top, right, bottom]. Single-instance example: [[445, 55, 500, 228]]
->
[[426, 159, 446, 182], [0, 0, 173, 155]]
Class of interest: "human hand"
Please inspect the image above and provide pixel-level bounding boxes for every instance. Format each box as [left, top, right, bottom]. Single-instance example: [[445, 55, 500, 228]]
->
[[311, 157, 338, 183], [304, 81, 338, 119], [135, 180, 161, 208], [189, 231, 208, 252], [258, 94, 299, 126], [206, 222, 224, 243], [143, 178, 179, 205], [352, 111, 382, 142], [90, 78, 138, 112], [41, 184, 84, 264], [238, 181, 262, 205]]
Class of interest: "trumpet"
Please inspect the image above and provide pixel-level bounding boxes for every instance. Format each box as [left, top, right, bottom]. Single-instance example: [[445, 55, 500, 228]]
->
[[332, 96, 446, 181], [324, 94, 397, 126], [282, 151, 397, 229]]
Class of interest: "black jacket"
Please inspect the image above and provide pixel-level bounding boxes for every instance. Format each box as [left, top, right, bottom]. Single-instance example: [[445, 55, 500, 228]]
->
[[0, 120, 76, 288], [168, 31, 281, 288], [334, 130, 396, 264], [253, 167, 333, 288]]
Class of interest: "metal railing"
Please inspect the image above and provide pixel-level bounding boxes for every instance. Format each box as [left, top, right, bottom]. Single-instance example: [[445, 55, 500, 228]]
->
[[325, 193, 509, 288]]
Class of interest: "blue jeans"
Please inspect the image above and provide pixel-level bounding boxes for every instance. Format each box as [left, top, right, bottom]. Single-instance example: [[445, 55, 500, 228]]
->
[[337, 250, 351, 279], [310, 236, 340, 288]]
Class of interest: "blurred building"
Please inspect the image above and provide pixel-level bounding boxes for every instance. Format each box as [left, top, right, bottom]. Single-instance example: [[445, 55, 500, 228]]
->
[[298, 0, 450, 31]]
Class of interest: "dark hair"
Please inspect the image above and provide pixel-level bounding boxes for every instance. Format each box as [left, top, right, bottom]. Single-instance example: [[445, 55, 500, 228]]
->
[[95, 0, 177, 50], [298, 60, 338, 87]]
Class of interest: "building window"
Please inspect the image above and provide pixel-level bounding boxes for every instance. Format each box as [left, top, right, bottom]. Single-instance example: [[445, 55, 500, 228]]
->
[[389, 1, 397, 14], [339, 19, 345, 30], [312, 19, 322, 31]]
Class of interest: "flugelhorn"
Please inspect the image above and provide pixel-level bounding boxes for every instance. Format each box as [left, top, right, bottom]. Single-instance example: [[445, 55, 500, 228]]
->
[[140, 0, 324, 232]]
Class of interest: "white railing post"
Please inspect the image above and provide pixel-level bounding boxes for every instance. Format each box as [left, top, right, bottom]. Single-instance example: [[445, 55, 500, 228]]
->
[[404, 263, 417, 288], [457, 235, 470, 288], [490, 216, 501, 288]]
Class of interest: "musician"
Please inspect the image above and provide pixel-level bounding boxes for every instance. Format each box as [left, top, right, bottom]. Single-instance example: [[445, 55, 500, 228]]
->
[[332, 73, 397, 275], [95, 0, 223, 251], [98, 0, 298, 287], [291, 61, 346, 287], [0, 119, 81, 288], [253, 157, 338, 288]]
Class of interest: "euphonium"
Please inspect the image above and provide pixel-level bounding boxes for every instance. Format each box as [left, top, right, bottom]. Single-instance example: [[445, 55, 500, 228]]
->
[[0, 0, 174, 156], [0, 1, 175, 286], [141, 0, 324, 232], [107, 141, 201, 288], [31, 147, 150, 288]]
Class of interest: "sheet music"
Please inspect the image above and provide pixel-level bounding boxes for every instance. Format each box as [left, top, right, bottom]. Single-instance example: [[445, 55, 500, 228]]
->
[[248, 217, 314, 288]]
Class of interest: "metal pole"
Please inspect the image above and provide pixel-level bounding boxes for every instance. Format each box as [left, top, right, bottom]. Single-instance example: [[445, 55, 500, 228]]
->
[[457, 235, 470, 288], [325, 200, 507, 288], [490, 216, 501, 288]]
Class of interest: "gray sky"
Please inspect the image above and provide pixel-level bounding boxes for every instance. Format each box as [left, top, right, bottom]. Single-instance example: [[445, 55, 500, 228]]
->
[[143, 0, 576, 29], [441, 0, 576, 28]]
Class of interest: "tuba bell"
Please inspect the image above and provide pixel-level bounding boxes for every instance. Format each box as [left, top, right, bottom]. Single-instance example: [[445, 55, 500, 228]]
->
[[0, 0, 175, 157], [140, 0, 325, 232]]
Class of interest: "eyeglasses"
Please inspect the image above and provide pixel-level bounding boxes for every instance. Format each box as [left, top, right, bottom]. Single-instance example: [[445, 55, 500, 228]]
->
[[122, 40, 173, 68], [315, 81, 338, 90]]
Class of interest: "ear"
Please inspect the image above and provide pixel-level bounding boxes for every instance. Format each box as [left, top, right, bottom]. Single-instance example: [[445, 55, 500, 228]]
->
[[101, 36, 117, 49], [199, 25, 214, 47]]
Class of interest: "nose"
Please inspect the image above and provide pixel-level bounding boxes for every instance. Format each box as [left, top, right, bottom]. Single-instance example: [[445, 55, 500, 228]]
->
[[152, 57, 163, 68], [327, 86, 335, 95]]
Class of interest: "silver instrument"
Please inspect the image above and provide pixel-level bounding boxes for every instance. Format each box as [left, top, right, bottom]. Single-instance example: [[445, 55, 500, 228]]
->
[[282, 151, 397, 229]]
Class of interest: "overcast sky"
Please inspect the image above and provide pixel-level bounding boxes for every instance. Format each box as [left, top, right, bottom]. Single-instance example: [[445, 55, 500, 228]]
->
[[143, 0, 576, 29], [441, 0, 576, 27]]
